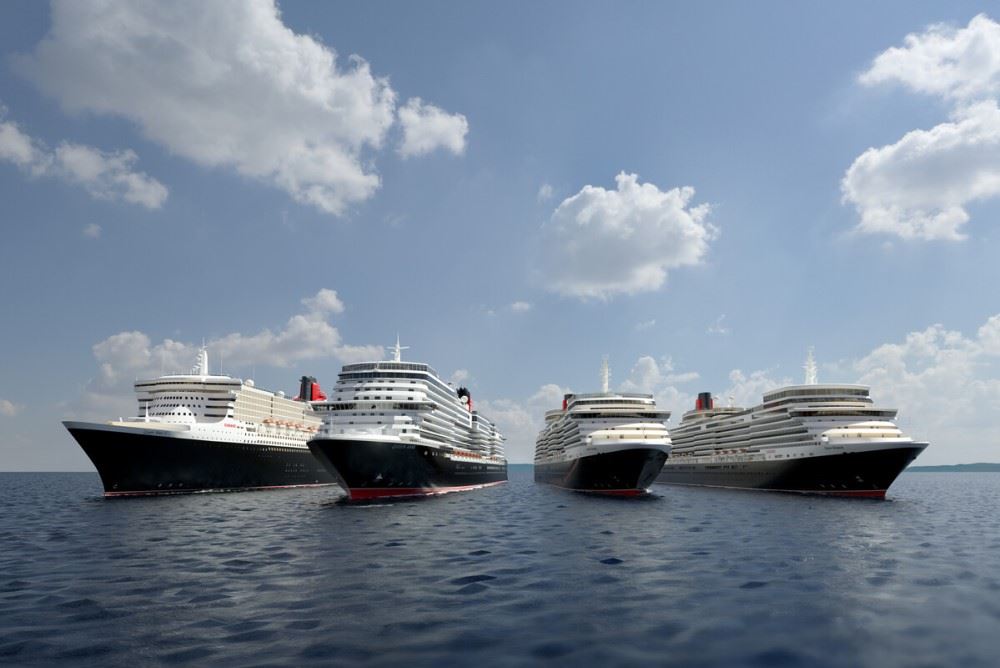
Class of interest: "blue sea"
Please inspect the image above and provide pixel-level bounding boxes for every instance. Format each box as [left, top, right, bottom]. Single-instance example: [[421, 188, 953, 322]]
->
[[1, 467, 998, 667]]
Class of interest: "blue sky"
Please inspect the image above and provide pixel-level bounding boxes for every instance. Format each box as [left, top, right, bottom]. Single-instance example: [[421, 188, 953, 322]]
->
[[2, 1, 1000, 468]]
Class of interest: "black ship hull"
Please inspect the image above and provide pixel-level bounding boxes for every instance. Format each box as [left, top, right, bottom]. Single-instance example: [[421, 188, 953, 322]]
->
[[307, 438, 508, 500], [535, 447, 669, 496], [64, 422, 337, 497], [656, 445, 926, 498]]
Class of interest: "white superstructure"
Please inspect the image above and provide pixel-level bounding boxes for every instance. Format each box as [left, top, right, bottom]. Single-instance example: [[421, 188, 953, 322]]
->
[[312, 339, 506, 462], [98, 347, 320, 447], [534, 360, 672, 466], [668, 354, 924, 465]]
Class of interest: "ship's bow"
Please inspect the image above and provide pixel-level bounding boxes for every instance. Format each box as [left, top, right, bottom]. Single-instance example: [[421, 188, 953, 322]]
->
[[309, 437, 507, 500]]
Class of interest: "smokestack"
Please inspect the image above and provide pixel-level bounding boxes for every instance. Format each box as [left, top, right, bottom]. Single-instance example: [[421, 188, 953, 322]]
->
[[310, 379, 326, 402], [456, 387, 472, 412], [696, 392, 713, 411], [297, 376, 326, 401]]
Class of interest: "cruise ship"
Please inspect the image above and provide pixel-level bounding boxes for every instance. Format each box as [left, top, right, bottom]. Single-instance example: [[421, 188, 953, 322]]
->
[[307, 339, 508, 500], [656, 351, 928, 498], [63, 348, 337, 496], [534, 359, 672, 495]]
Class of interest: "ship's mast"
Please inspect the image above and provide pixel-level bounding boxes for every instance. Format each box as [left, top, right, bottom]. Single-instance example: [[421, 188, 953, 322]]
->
[[600, 356, 610, 394], [391, 334, 410, 363], [804, 347, 818, 385], [192, 346, 209, 376]]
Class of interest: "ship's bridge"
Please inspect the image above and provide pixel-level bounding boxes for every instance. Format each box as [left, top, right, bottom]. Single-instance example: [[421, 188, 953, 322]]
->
[[340, 361, 438, 375], [567, 393, 658, 409], [762, 384, 871, 408]]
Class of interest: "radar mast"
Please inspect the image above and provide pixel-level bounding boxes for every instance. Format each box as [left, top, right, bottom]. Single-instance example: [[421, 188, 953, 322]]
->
[[804, 347, 818, 385], [391, 334, 410, 363]]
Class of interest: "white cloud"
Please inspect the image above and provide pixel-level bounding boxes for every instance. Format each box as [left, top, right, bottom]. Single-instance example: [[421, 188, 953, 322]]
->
[[0, 115, 167, 209], [842, 101, 1000, 240], [845, 15, 1000, 240], [859, 14, 1000, 101], [537, 183, 553, 202], [18, 1, 466, 216], [620, 355, 700, 397], [618, 313, 1000, 463], [397, 97, 468, 158], [850, 315, 1000, 462], [476, 383, 569, 463], [0, 115, 47, 173], [722, 368, 791, 410], [707, 313, 730, 335], [450, 369, 470, 385], [635, 319, 656, 331], [58, 143, 168, 208], [539, 172, 716, 299], [509, 301, 532, 313], [620, 356, 667, 394], [301, 288, 344, 314], [82, 223, 101, 239], [480, 312, 1000, 465], [0, 399, 21, 417], [624, 356, 785, 417], [71, 288, 382, 420]]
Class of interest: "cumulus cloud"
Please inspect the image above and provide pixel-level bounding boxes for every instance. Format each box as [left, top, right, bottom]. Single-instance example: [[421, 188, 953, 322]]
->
[[620, 356, 700, 396], [72, 288, 382, 419], [539, 172, 716, 299], [851, 315, 1000, 460], [397, 97, 468, 158], [623, 313, 1000, 463], [17, 0, 466, 216], [476, 384, 569, 463], [509, 301, 532, 313], [0, 114, 167, 208], [843, 101, 1000, 240], [301, 288, 345, 314], [0, 115, 47, 173], [859, 14, 1000, 101], [82, 223, 101, 239], [722, 368, 791, 409], [845, 15, 1000, 240], [537, 183, 553, 202], [635, 319, 656, 331], [480, 312, 1000, 465], [0, 399, 21, 417]]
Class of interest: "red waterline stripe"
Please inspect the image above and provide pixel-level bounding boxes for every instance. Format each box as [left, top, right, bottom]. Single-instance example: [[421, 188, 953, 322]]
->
[[347, 480, 507, 501], [544, 483, 651, 496], [103, 482, 337, 498], [588, 489, 647, 497], [655, 481, 887, 499], [826, 489, 886, 499]]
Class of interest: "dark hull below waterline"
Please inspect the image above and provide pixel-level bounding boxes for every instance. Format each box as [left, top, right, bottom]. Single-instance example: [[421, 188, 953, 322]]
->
[[655, 445, 926, 498], [65, 424, 337, 497], [535, 448, 668, 495], [308, 438, 508, 500]]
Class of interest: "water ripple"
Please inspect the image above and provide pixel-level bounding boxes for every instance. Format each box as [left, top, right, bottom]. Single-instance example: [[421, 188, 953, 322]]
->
[[0, 470, 997, 666]]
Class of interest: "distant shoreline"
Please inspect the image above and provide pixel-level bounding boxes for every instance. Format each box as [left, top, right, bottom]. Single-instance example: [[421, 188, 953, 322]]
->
[[907, 463, 1000, 473]]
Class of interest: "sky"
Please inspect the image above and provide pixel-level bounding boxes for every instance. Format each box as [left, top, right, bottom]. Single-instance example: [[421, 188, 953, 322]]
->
[[2, 0, 1000, 468]]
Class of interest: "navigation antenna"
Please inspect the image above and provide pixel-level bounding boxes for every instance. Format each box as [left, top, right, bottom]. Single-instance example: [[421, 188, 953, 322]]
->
[[600, 355, 610, 393], [391, 333, 410, 363], [192, 345, 209, 376], [804, 347, 818, 385]]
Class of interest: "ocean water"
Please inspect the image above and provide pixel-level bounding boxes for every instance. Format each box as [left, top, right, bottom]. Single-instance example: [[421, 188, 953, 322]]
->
[[1, 468, 998, 667]]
